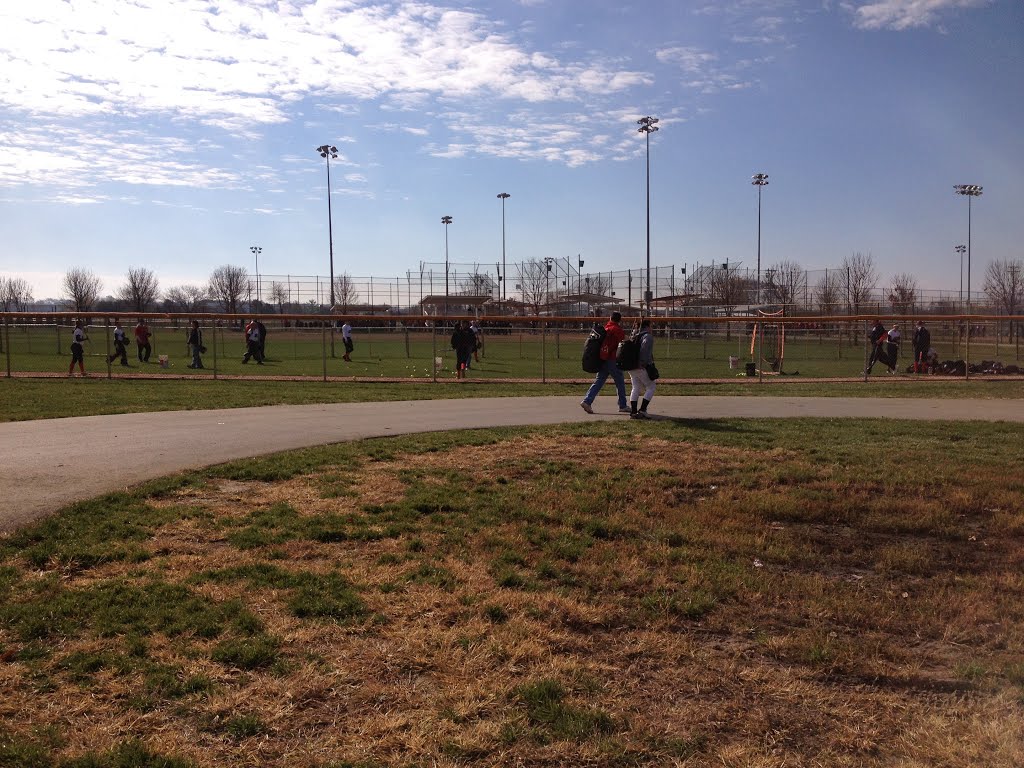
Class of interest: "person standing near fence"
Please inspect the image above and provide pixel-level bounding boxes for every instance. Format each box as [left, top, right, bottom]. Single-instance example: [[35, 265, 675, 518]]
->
[[450, 320, 475, 379], [341, 320, 353, 362], [580, 311, 629, 414], [68, 320, 88, 377], [470, 320, 482, 365], [886, 324, 902, 374], [242, 319, 263, 364], [187, 320, 204, 369], [912, 321, 931, 374], [134, 319, 152, 363], [627, 318, 657, 419], [108, 320, 130, 367]]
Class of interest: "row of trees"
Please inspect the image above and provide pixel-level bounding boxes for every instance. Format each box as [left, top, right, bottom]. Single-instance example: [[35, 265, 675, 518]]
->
[[3, 255, 1020, 318], [53, 266, 361, 316]]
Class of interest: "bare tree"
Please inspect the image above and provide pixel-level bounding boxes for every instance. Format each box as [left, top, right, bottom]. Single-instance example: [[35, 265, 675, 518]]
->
[[164, 285, 208, 313], [331, 273, 360, 311], [841, 252, 878, 314], [208, 265, 247, 314], [888, 273, 918, 313], [117, 267, 160, 312], [269, 282, 289, 314], [984, 259, 1024, 340], [517, 259, 549, 313], [815, 270, 844, 314], [62, 268, 102, 312], [0, 276, 34, 311], [764, 260, 807, 311], [709, 266, 745, 308], [583, 272, 612, 297]]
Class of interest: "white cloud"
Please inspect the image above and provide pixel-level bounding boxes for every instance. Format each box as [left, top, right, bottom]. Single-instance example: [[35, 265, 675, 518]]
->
[[848, 0, 992, 30]]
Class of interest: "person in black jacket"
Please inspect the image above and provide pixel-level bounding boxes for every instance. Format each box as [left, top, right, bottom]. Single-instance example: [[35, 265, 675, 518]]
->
[[187, 320, 204, 369], [450, 321, 475, 379], [912, 321, 931, 374], [865, 320, 887, 374]]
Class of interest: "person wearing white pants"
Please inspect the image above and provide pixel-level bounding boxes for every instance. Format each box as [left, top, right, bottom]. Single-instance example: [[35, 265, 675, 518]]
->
[[627, 318, 656, 419]]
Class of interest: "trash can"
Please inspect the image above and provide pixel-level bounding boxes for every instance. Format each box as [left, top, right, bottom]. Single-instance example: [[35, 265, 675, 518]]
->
[[745, 362, 756, 377]]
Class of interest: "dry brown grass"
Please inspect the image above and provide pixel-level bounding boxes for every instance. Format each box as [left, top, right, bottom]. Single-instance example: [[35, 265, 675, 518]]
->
[[1, 425, 1022, 767]]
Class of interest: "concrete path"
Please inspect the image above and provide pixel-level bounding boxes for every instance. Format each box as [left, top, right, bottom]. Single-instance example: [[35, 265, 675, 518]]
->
[[2, 395, 1022, 533]]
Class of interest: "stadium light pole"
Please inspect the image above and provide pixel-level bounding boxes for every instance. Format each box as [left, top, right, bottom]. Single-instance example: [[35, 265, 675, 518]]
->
[[316, 145, 339, 309], [497, 193, 510, 302], [249, 246, 262, 313], [954, 184, 982, 314], [955, 244, 966, 310], [637, 115, 659, 316], [752, 173, 769, 306], [442, 215, 453, 319]]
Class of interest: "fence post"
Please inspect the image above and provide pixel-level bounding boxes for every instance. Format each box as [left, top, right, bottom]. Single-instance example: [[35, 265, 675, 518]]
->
[[541, 320, 547, 383], [965, 314, 970, 381], [863, 320, 869, 382], [212, 323, 218, 380], [104, 316, 112, 380], [405, 326, 410, 358], [322, 324, 328, 382], [4, 315, 10, 378], [432, 320, 437, 383]]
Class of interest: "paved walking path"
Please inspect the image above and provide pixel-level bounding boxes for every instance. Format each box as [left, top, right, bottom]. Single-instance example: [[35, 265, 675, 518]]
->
[[2, 395, 1022, 533]]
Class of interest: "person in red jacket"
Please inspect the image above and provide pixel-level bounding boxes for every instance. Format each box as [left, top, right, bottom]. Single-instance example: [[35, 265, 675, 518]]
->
[[580, 311, 629, 414]]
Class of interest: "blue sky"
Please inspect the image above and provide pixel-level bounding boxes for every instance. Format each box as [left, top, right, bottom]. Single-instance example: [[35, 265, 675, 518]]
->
[[1, 0, 1021, 301]]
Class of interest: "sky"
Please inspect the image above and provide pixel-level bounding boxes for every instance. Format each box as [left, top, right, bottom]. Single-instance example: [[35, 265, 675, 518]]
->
[[1, 0, 1022, 302]]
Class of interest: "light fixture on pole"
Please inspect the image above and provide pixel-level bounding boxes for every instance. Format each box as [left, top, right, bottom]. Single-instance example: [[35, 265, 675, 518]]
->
[[955, 244, 966, 310], [637, 115, 659, 316], [544, 257, 554, 309], [249, 246, 262, 313], [442, 215, 453, 318], [497, 193, 510, 302], [752, 173, 769, 306], [953, 184, 982, 314], [315, 145, 339, 309]]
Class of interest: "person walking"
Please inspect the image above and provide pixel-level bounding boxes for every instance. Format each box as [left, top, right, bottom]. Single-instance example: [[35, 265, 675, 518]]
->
[[242, 319, 263, 364], [580, 311, 629, 414], [865, 319, 887, 375], [450, 320, 475, 379], [912, 320, 931, 374], [108, 320, 130, 366], [186, 320, 204, 369], [134, 319, 152, 363], [627, 318, 657, 419], [341, 320, 353, 362], [68, 320, 88, 377]]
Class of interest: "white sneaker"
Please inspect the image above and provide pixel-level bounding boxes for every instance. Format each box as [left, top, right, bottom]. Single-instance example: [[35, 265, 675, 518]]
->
[[618, 406, 631, 414], [580, 401, 594, 414]]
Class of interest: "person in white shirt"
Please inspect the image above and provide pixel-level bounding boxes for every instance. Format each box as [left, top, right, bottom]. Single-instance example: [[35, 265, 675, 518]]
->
[[885, 324, 902, 375], [341, 321, 353, 362], [108, 321, 130, 366], [68, 320, 88, 377]]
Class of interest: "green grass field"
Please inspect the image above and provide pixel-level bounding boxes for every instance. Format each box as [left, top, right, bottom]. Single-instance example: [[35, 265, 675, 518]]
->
[[0, 419, 1021, 767], [3, 322, 1020, 381], [2, 376, 1024, 422]]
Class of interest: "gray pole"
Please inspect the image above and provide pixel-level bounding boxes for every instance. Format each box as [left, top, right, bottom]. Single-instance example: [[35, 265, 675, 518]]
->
[[498, 193, 510, 302], [637, 116, 659, 316]]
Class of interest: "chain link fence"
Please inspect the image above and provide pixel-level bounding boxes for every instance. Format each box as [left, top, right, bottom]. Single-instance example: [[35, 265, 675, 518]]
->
[[3, 312, 1021, 381]]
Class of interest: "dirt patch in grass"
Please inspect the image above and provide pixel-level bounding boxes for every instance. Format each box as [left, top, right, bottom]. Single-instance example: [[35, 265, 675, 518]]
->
[[1, 427, 1022, 767]]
